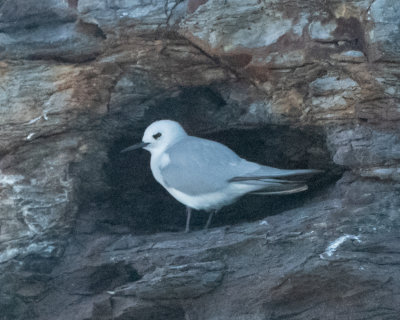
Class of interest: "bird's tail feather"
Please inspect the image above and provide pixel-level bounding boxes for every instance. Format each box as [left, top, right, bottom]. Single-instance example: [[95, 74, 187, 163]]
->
[[250, 184, 308, 195], [229, 168, 322, 196], [228, 169, 322, 183]]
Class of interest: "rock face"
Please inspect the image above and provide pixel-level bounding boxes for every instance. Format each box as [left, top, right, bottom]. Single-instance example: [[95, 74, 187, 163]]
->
[[0, 0, 399, 319]]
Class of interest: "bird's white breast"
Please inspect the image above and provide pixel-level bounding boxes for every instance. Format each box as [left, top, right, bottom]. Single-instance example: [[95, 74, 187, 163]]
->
[[165, 182, 258, 211], [150, 152, 170, 186], [165, 187, 233, 211]]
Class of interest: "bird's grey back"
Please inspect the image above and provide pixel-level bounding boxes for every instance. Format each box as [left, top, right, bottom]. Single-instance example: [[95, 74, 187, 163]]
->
[[160, 136, 257, 195], [160, 135, 321, 197]]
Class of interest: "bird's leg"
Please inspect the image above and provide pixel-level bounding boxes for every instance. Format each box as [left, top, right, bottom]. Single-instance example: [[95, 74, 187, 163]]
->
[[204, 210, 218, 230], [185, 206, 192, 233]]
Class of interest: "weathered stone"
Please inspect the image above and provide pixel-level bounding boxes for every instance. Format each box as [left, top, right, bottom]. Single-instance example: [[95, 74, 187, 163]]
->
[[309, 20, 337, 41], [367, 0, 400, 61], [1, 0, 400, 319], [115, 261, 225, 299]]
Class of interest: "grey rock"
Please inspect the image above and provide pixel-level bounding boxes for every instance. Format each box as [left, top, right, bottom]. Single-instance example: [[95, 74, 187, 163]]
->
[[115, 261, 225, 299], [0, 0, 400, 319], [309, 20, 337, 41], [0, 22, 104, 62], [328, 126, 400, 167], [368, 0, 400, 61], [0, 0, 75, 31]]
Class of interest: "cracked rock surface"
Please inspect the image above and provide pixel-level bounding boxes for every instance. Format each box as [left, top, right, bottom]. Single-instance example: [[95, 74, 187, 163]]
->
[[0, 0, 400, 319]]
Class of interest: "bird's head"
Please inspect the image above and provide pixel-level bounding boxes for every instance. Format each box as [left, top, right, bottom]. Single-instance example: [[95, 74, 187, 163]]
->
[[121, 120, 187, 155]]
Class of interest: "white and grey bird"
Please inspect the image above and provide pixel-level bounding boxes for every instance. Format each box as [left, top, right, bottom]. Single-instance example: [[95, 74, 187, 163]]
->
[[121, 120, 321, 232]]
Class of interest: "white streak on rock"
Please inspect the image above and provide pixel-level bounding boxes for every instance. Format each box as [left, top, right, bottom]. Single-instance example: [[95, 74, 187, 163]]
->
[[28, 115, 42, 124], [26, 133, 35, 140], [28, 109, 49, 124], [320, 234, 361, 259], [343, 50, 364, 57], [0, 170, 24, 186], [0, 247, 20, 263]]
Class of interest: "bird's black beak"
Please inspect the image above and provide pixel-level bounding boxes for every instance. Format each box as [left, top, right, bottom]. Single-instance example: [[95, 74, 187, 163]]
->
[[120, 142, 150, 153]]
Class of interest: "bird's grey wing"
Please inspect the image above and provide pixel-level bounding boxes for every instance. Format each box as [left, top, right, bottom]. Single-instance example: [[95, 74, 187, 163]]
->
[[229, 167, 322, 182], [161, 136, 322, 196], [160, 137, 245, 195], [229, 165, 322, 195]]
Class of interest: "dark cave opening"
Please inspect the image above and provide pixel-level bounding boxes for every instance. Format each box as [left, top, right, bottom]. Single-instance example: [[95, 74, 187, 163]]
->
[[76, 86, 343, 234], [100, 127, 341, 234]]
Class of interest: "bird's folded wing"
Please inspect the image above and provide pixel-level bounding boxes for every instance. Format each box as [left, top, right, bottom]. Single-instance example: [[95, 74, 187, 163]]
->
[[229, 168, 322, 182], [161, 137, 245, 195], [251, 185, 308, 195], [161, 136, 322, 196], [229, 167, 322, 195]]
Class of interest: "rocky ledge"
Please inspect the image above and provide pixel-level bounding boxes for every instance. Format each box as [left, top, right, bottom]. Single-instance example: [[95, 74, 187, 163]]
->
[[0, 0, 400, 319]]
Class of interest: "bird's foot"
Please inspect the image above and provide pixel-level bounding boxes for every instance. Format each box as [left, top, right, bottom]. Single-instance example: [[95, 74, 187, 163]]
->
[[204, 210, 216, 230], [185, 206, 192, 233]]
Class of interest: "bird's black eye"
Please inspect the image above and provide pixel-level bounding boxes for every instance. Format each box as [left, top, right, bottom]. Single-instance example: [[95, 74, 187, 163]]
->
[[153, 132, 162, 140]]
